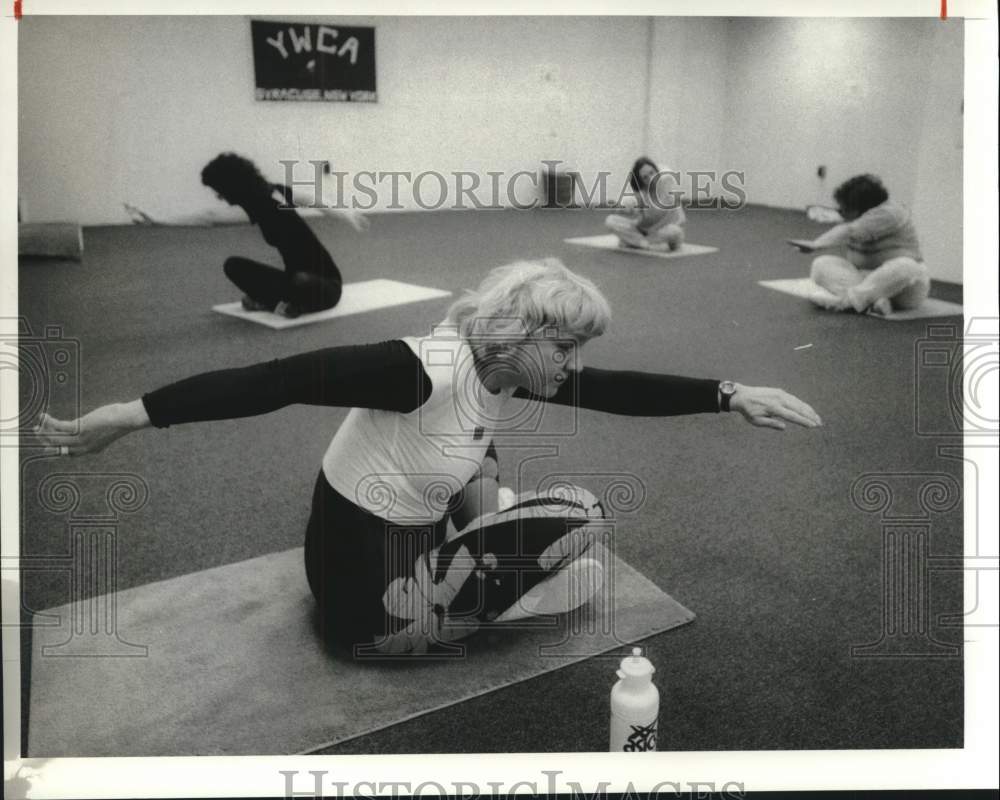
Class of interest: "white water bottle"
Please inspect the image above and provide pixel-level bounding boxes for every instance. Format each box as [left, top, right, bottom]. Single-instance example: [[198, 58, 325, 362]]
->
[[609, 647, 659, 752]]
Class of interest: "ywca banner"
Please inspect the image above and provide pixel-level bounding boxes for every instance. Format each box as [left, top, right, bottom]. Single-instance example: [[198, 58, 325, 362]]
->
[[251, 20, 377, 102]]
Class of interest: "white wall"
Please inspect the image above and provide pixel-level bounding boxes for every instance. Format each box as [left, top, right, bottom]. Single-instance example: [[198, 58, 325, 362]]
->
[[716, 17, 964, 281], [645, 17, 729, 177], [722, 18, 938, 208], [909, 23, 964, 284], [20, 16, 964, 282], [18, 15, 648, 224], [638, 17, 963, 282]]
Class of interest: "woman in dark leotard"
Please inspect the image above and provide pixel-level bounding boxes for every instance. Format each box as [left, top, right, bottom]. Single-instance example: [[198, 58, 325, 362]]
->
[[36, 259, 822, 656], [201, 153, 367, 318]]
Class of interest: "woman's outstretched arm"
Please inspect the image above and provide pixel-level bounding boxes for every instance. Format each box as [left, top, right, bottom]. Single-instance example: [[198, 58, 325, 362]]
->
[[789, 223, 852, 252], [518, 368, 822, 430], [34, 340, 432, 456], [285, 184, 370, 232]]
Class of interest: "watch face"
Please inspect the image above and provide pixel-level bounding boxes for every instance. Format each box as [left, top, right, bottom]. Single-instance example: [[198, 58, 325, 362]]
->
[[720, 381, 736, 395]]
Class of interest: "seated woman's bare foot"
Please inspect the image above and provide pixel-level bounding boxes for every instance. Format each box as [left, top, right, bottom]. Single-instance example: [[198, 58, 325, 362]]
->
[[808, 287, 854, 312], [868, 298, 894, 316]]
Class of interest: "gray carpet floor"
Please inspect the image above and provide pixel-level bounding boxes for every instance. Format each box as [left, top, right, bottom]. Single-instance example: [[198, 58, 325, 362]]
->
[[17, 204, 965, 752]]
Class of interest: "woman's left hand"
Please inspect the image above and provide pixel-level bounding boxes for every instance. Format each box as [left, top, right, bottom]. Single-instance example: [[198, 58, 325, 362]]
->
[[33, 401, 151, 455], [787, 238, 817, 253], [728, 384, 823, 430]]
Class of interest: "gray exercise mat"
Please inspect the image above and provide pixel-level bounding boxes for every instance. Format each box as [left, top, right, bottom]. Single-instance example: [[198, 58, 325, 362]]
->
[[212, 279, 452, 329], [564, 233, 718, 258], [758, 278, 963, 320], [28, 545, 693, 756]]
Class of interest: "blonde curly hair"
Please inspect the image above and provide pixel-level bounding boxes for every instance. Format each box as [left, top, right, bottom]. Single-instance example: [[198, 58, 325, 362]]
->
[[446, 258, 612, 344]]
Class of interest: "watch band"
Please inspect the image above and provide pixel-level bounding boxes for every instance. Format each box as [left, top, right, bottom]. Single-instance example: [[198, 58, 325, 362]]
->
[[719, 380, 737, 412]]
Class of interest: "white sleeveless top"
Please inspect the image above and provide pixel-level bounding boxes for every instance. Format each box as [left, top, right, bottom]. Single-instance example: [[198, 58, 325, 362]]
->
[[322, 324, 514, 523]]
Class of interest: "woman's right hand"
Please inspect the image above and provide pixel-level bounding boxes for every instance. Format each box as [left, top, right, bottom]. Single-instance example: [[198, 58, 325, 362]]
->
[[728, 384, 823, 431], [786, 238, 817, 253], [33, 400, 151, 456]]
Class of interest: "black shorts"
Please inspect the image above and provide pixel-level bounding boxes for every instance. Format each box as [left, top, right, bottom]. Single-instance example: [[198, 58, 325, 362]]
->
[[303, 470, 607, 654]]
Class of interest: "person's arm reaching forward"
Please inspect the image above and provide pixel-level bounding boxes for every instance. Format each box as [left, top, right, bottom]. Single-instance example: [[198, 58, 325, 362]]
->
[[788, 223, 853, 253], [287, 184, 370, 232], [518, 368, 822, 430], [35, 340, 431, 456]]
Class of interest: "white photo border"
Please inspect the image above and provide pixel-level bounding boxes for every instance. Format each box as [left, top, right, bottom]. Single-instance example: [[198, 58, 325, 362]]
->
[[2, 1, 997, 797]]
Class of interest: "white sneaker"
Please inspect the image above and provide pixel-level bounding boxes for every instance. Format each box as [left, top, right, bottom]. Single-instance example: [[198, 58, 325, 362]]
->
[[497, 487, 516, 511], [494, 557, 605, 622]]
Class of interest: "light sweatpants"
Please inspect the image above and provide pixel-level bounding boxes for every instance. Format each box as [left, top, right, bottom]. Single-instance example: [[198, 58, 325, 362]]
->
[[605, 214, 684, 251], [810, 255, 931, 311]]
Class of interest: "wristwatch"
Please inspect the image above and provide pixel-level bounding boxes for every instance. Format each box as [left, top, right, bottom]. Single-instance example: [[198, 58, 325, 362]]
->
[[718, 380, 737, 412]]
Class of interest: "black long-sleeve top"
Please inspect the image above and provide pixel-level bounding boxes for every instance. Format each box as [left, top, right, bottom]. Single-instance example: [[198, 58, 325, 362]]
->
[[240, 187, 340, 278], [141, 340, 721, 428]]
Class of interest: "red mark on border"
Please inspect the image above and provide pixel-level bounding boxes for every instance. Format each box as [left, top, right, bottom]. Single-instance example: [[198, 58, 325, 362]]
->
[[14, 0, 22, 19], [940, 0, 947, 19]]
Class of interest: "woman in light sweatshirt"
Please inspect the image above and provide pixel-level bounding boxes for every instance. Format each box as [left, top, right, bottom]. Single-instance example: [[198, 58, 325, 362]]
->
[[791, 174, 930, 314], [605, 156, 686, 252]]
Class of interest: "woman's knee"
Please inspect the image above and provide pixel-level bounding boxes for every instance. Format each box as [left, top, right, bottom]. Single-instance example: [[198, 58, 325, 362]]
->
[[222, 257, 243, 278], [880, 258, 930, 309], [605, 214, 635, 233], [879, 256, 927, 280], [290, 271, 342, 310], [663, 224, 685, 250], [318, 279, 343, 310], [536, 518, 608, 572], [809, 255, 832, 280], [288, 271, 315, 290], [810, 254, 846, 282]]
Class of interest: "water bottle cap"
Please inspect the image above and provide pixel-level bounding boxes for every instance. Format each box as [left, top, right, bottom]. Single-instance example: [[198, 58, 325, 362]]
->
[[618, 646, 654, 679]]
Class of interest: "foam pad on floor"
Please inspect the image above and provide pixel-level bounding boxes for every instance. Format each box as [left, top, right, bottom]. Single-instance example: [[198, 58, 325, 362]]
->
[[758, 278, 963, 321], [564, 234, 718, 259], [28, 544, 693, 756], [212, 279, 453, 329], [19, 223, 84, 261]]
